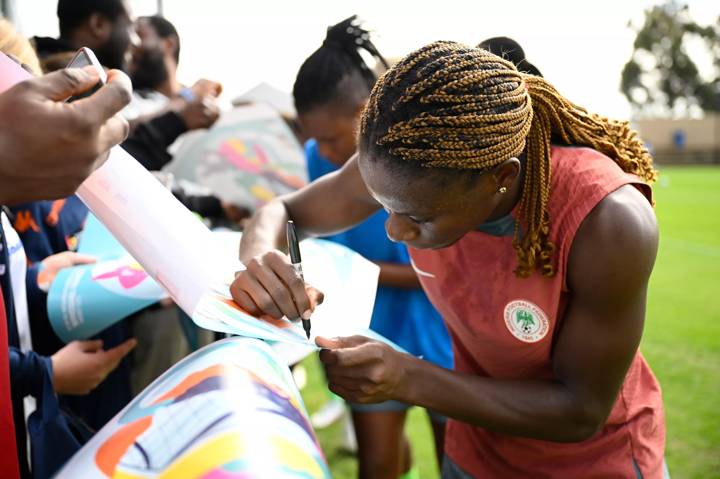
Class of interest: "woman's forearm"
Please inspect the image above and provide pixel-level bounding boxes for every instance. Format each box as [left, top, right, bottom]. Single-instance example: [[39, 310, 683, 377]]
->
[[239, 198, 289, 263], [400, 356, 606, 443]]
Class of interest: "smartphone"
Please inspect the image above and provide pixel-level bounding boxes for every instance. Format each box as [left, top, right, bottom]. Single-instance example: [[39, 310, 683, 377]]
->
[[65, 47, 107, 102]]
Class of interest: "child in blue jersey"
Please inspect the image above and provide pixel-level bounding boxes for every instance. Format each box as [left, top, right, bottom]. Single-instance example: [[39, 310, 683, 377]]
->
[[293, 17, 453, 479]]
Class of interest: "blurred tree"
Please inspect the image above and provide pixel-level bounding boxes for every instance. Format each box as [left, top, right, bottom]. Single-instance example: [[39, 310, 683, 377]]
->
[[621, 1, 719, 117]]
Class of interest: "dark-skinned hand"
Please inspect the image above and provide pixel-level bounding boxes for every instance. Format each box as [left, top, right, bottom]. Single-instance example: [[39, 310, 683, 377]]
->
[[230, 249, 324, 320], [0, 67, 131, 204], [316, 335, 411, 404], [176, 94, 220, 130]]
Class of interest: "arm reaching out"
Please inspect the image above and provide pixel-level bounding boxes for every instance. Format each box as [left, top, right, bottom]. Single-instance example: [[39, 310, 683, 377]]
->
[[231, 154, 380, 319]]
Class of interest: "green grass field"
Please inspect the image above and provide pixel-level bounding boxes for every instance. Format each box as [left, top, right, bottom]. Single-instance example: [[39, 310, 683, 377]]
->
[[298, 165, 720, 479]]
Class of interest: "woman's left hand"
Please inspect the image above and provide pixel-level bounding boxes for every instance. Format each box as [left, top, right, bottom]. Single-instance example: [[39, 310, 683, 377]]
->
[[316, 336, 411, 404]]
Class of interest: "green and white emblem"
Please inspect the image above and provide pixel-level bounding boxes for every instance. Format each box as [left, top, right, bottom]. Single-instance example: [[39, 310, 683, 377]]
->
[[503, 300, 550, 343]]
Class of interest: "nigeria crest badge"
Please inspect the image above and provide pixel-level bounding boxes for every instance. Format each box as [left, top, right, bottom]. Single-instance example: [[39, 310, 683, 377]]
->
[[504, 300, 550, 343]]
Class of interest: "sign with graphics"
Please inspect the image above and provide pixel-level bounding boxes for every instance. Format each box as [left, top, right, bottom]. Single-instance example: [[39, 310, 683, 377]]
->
[[56, 338, 331, 478], [165, 104, 307, 211]]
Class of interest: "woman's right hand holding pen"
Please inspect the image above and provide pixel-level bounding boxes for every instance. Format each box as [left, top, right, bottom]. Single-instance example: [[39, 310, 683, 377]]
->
[[230, 250, 324, 320]]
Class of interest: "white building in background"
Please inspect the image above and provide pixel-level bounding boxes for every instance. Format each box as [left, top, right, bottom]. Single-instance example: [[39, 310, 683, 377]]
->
[[636, 116, 720, 164]]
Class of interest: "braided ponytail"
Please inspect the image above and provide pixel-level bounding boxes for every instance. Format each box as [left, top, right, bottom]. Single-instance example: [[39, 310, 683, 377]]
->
[[293, 15, 387, 114]]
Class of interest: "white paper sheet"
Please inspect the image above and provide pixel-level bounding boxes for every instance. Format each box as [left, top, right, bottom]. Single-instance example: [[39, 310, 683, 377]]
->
[[197, 232, 381, 343]]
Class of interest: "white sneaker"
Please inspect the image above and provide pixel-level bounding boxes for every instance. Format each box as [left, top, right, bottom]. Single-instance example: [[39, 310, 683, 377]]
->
[[311, 396, 345, 429]]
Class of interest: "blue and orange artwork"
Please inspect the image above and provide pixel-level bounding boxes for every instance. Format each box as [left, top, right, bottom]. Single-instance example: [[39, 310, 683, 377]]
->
[[56, 338, 330, 479]]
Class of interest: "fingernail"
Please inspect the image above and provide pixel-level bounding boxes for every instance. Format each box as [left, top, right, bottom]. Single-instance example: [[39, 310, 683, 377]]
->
[[302, 310, 312, 320]]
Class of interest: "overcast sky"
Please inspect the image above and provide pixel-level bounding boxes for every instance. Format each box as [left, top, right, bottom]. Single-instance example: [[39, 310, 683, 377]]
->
[[12, 0, 719, 120]]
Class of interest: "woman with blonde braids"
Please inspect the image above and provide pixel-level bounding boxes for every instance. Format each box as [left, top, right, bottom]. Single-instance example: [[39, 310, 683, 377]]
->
[[231, 41, 666, 478]]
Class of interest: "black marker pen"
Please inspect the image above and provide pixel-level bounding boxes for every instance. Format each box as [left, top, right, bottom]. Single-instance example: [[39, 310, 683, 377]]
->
[[286, 220, 311, 339]]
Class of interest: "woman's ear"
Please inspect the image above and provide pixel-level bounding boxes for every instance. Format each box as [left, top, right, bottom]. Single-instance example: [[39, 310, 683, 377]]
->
[[493, 157, 521, 191]]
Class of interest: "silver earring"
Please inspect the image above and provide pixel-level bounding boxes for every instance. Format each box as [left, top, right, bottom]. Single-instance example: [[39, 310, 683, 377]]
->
[[498, 186, 508, 194]]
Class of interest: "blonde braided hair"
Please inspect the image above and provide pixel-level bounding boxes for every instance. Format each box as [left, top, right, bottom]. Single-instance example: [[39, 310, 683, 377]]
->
[[359, 41, 656, 277]]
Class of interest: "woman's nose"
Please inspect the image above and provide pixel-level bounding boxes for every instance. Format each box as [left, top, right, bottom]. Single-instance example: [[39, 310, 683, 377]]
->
[[385, 214, 418, 243]]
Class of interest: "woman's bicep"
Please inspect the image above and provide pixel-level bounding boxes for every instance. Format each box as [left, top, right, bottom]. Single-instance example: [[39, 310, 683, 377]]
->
[[552, 186, 658, 426]]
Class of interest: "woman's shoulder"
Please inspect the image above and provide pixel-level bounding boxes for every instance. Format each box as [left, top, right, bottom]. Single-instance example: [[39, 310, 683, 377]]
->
[[567, 183, 658, 295], [547, 145, 655, 280]]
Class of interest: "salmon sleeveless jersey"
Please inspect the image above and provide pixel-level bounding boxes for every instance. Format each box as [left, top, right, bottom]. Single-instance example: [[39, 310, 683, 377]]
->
[[409, 146, 665, 478]]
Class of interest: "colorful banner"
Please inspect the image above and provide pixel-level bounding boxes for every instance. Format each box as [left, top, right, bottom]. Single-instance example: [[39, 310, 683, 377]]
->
[[47, 214, 168, 343], [165, 104, 307, 211], [56, 338, 331, 478]]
